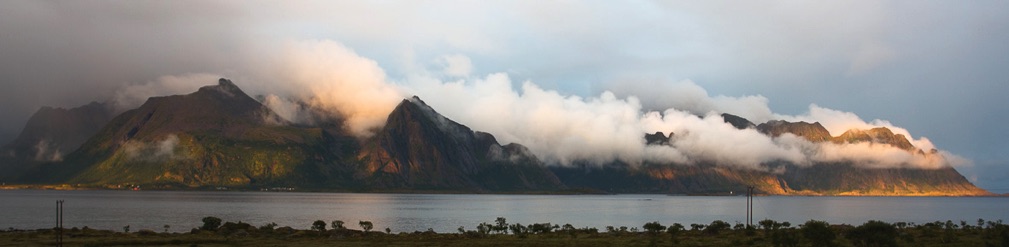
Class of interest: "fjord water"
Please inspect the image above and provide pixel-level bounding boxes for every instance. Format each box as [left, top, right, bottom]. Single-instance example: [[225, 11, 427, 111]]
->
[[2, 190, 1006, 233]]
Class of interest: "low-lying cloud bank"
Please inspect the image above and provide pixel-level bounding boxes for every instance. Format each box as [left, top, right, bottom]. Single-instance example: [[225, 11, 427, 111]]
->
[[110, 39, 968, 170]]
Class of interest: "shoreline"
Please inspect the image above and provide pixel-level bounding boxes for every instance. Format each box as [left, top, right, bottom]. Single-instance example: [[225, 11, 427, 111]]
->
[[1, 184, 1003, 197]]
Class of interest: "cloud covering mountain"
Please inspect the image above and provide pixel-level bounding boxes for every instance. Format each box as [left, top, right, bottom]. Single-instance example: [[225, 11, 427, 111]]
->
[[0, 1, 1007, 191]]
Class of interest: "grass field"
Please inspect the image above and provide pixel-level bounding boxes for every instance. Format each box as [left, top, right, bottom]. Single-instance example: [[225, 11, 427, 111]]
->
[[3, 218, 1007, 247]]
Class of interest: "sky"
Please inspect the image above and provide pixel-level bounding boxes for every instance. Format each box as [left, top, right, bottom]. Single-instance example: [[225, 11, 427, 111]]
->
[[1, 1, 1007, 192]]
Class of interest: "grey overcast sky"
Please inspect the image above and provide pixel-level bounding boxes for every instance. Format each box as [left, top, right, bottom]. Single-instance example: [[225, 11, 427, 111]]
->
[[1, 1, 1007, 191]]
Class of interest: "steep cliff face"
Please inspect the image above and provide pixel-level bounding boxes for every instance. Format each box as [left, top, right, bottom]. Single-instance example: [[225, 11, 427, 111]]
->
[[359, 97, 564, 192]]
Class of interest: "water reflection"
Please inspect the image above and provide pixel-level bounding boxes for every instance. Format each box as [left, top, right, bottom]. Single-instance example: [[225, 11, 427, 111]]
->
[[0, 190, 1005, 233]]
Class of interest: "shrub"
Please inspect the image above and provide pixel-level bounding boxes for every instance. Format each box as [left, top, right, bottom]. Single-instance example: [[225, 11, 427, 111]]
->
[[690, 224, 705, 231], [771, 229, 799, 247], [218, 221, 252, 234], [201, 217, 222, 231], [704, 220, 731, 235], [259, 222, 277, 231], [643, 221, 666, 235], [800, 220, 835, 247], [846, 220, 897, 247], [359, 221, 373, 232], [668, 223, 684, 244], [509, 223, 529, 238], [529, 223, 554, 234]]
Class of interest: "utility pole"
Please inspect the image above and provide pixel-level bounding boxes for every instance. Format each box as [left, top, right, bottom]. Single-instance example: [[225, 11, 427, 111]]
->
[[56, 200, 64, 247], [745, 186, 754, 226]]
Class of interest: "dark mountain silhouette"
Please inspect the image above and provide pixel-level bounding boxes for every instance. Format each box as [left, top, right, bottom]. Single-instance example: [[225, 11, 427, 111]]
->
[[0, 101, 115, 181], [721, 113, 755, 130], [358, 97, 564, 192], [1, 102, 115, 161]]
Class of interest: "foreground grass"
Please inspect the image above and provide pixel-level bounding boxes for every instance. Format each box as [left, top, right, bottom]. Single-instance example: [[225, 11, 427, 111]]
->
[[3, 219, 1008, 247]]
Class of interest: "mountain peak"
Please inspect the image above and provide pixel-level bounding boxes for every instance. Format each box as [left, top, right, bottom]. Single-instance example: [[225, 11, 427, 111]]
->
[[361, 95, 563, 191], [756, 120, 832, 142], [721, 113, 755, 130], [833, 127, 916, 151], [195, 78, 244, 98]]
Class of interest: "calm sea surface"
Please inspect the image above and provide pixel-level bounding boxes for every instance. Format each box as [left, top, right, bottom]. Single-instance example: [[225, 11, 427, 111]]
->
[[1, 190, 1006, 233]]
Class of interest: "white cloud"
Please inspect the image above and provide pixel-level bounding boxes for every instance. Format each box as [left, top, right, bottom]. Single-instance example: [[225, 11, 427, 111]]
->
[[437, 54, 473, 78]]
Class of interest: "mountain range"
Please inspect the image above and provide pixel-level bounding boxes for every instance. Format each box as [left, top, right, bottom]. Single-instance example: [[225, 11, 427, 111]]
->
[[0, 79, 989, 196]]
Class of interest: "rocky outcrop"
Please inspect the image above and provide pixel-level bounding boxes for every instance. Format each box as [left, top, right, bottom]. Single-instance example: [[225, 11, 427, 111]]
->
[[721, 113, 756, 130], [645, 132, 672, 145], [757, 120, 833, 142], [833, 127, 917, 151]]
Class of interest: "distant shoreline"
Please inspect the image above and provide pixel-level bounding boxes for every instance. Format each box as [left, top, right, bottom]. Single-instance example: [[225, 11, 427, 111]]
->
[[0, 184, 1000, 197]]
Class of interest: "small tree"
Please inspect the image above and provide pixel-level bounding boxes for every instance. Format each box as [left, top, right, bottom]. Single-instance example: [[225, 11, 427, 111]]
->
[[331, 220, 345, 230], [201, 217, 222, 231], [123, 225, 130, 233], [760, 219, 777, 236], [668, 223, 684, 244], [477, 222, 492, 235], [643, 221, 667, 235], [385, 227, 391, 234], [530, 223, 553, 234], [801, 220, 835, 247], [359, 221, 373, 232], [509, 223, 529, 238], [704, 220, 731, 235], [494, 217, 508, 234], [312, 220, 327, 232], [163, 224, 170, 233]]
